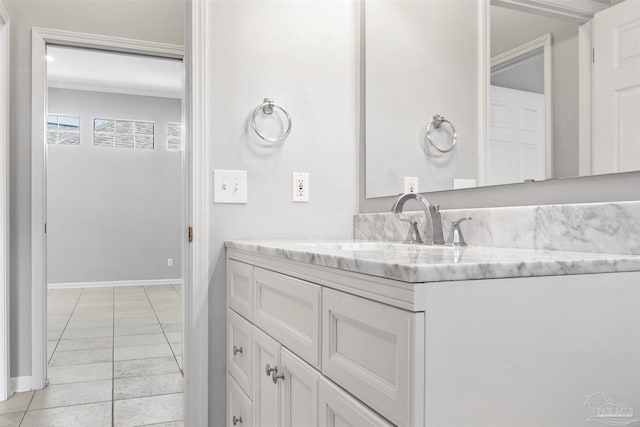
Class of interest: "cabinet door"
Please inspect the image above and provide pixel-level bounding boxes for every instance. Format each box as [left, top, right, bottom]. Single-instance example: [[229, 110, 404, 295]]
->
[[280, 348, 320, 427], [228, 310, 253, 396], [228, 374, 253, 427], [229, 259, 254, 321], [253, 267, 321, 368], [318, 378, 393, 427], [322, 288, 424, 427], [252, 328, 280, 427]]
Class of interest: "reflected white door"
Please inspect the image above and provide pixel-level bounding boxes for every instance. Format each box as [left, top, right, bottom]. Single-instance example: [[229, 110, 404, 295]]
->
[[592, 0, 640, 174], [488, 85, 546, 185]]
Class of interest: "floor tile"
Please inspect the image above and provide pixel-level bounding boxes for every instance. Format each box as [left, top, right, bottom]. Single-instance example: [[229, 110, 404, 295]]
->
[[115, 324, 162, 336], [21, 402, 112, 427], [0, 412, 24, 427], [164, 332, 182, 344], [62, 327, 113, 340], [169, 342, 182, 356], [48, 330, 63, 341], [66, 318, 113, 329], [48, 341, 58, 360], [0, 392, 33, 415], [49, 348, 113, 367], [114, 357, 179, 378], [141, 422, 183, 427], [114, 393, 183, 427], [30, 380, 112, 410], [115, 343, 173, 361], [115, 317, 159, 328], [115, 333, 166, 348], [160, 323, 182, 333], [114, 373, 184, 400], [48, 362, 113, 385], [56, 336, 113, 352]]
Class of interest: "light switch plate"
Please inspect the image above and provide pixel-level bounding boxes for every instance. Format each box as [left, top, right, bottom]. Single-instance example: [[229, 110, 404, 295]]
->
[[404, 176, 419, 193], [213, 169, 248, 204], [292, 172, 309, 202]]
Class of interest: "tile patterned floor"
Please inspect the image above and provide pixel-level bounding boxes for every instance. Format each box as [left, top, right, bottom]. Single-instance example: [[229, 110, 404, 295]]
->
[[0, 284, 184, 427]]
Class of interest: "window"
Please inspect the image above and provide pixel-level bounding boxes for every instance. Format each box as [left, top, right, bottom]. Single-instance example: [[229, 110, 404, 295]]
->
[[167, 122, 183, 150], [47, 115, 80, 145], [94, 118, 155, 149]]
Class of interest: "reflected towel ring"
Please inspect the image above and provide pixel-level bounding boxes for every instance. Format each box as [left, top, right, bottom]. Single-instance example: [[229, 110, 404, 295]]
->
[[427, 114, 457, 153], [251, 98, 292, 143]]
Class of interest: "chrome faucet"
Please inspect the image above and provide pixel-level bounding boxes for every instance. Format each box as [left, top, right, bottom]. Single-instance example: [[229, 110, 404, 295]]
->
[[391, 193, 445, 245]]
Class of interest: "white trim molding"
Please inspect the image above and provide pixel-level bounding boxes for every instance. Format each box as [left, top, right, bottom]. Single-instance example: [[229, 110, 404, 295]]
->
[[184, 0, 210, 425], [490, 33, 554, 180], [478, 0, 491, 188], [578, 21, 592, 176], [492, 0, 608, 23], [0, 0, 10, 402], [10, 377, 32, 393], [48, 279, 184, 290]]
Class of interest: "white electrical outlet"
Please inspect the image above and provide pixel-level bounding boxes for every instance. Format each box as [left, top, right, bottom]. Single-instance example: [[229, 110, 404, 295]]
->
[[213, 169, 248, 204], [292, 172, 310, 202], [167, 258, 174, 267], [404, 176, 419, 193]]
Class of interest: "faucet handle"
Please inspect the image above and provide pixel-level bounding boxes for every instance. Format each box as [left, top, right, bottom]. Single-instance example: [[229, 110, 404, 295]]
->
[[399, 218, 423, 244], [451, 217, 472, 226], [449, 217, 472, 246]]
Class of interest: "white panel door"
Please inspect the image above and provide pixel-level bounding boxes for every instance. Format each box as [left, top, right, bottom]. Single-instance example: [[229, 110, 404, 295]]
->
[[280, 348, 320, 427], [488, 85, 546, 185], [318, 378, 394, 427], [252, 328, 280, 427], [322, 288, 423, 427], [228, 375, 253, 427], [592, 0, 640, 174], [228, 309, 253, 397]]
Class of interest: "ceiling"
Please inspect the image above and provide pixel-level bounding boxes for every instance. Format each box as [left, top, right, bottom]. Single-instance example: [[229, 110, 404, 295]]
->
[[46, 46, 183, 99]]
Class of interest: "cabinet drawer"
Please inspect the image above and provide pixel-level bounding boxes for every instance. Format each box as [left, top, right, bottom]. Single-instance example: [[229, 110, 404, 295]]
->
[[322, 288, 424, 427], [229, 260, 254, 321], [228, 374, 252, 427], [318, 377, 394, 427], [228, 310, 253, 396], [253, 267, 321, 368]]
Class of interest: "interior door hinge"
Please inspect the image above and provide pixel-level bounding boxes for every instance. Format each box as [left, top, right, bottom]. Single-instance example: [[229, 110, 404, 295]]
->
[[44, 223, 47, 234], [188, 226, 193, 243], [592, 48, 595, 64]]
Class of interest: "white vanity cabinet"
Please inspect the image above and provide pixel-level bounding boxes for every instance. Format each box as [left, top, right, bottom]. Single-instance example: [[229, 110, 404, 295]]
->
[[227, 249, 640, 427]]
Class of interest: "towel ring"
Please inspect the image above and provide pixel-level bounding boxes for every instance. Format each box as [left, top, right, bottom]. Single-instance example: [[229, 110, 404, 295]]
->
[[427, 114, 457, 153], [252, 98, 292, 143]]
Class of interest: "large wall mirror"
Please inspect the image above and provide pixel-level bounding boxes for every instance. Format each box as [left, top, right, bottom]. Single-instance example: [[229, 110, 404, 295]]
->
[[364, 0, 640, 198]]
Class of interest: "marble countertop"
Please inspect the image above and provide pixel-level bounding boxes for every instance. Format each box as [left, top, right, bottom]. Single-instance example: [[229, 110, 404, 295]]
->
[[225, 239, 640, 283]]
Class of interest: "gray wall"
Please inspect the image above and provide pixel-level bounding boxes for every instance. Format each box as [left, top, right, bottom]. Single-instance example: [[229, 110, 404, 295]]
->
[[491, 5, 580, 178], [206, 1, 359, 423], [8, 0, 183, 377], [47, 88, 182, 284]]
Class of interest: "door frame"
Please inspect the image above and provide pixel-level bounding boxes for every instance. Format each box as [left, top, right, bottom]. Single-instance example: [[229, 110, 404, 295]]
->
[[0, 0, 10, 402], [31, 27, 210, 425], [487, 33, 554, 181]]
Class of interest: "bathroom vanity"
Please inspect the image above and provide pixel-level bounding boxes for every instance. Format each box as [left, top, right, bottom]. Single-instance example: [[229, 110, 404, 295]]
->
[[225, 239, 640, 427]]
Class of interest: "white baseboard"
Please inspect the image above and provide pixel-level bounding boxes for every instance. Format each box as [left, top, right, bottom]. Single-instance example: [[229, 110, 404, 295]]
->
[[48, 279, 183, 290], [11, 376, 32, 393]]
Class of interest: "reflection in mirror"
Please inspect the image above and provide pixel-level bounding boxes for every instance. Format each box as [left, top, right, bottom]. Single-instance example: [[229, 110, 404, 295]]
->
[[364, 0, 640, 199]]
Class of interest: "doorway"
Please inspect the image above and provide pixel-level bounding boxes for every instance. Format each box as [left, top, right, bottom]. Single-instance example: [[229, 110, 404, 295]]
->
[[487, 34, 553, 186], [27, 30, 190, 426]]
